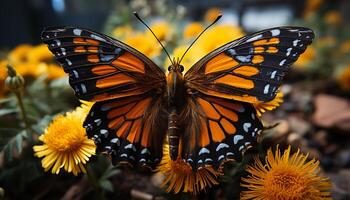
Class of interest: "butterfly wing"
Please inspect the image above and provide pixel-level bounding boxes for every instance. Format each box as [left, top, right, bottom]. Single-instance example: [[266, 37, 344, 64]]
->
[[42, 26, 167, 169], [42, 26, 166, 102], [179, 93, 263, 170], [185, 26, 315, 103], [180, 27, 314, 170]]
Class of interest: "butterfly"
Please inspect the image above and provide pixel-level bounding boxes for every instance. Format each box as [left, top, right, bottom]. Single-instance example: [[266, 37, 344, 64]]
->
[[41, 14, 314, 171]]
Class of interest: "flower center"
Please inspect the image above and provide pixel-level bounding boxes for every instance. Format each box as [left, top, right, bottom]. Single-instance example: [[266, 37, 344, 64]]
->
[[43, 115, 86, 152], [172, 158, 192, 174]]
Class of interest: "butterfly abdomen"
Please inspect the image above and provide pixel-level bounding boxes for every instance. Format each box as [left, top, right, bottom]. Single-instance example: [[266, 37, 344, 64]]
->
[[168, 109, 180, 160]]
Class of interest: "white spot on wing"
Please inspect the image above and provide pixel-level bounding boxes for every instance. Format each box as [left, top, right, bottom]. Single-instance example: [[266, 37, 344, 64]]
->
[[60, 48, 66, 56], [100, 54, 114, 62], [73, 70, 79, 78], [271, 29, 280, 36], [54, 39, 61, 46], [233, 135, 244, 144], [198, 148, 210, 155], [246, 34, 262, 43], [216, 143, 229, 151], [91, 34, 106, 42], [264, 84, 270, 94], [218, 155, 225, 161], [243, 123, 252, 132], [286, 48, 292, 56], [80, 84, 87, 94], [73, 28, 82, 36], [236, 55, 252, 62], [293, 39, 300, 46], [141, 148, 150, 155], [279, 59, 286, 66], [271, 71, 277, 79], [65, 59, 72, 66]]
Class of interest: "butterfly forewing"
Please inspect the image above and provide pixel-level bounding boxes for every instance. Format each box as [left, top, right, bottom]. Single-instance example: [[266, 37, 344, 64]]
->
[[185, 27, 315, 103], [41, 26, 166, 102], [42, 26, 167, 169]]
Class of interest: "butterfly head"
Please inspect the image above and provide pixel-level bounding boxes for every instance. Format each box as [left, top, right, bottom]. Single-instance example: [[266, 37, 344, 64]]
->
[[167, 57, 184, 73]]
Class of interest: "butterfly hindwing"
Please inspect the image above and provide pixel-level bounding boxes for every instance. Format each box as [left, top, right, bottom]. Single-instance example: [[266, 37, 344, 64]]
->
[[179, 94, 263, 170], [41, 26, 166, 102], [84, 94, 167, 169], [185, 26, 314, 103]]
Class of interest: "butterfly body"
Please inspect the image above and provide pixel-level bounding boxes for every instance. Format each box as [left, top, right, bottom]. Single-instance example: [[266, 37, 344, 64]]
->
[[42, 25, 314, 171]]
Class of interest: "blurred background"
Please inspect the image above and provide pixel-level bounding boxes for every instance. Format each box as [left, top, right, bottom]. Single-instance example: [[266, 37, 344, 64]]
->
[[0, 0, 350, 199]]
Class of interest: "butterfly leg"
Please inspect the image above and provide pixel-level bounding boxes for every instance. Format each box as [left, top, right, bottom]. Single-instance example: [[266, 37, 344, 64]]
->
[[168, 109, 180, 160]]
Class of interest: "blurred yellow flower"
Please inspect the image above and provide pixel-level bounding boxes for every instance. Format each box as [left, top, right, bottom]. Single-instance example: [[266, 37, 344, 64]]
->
[[157, 144, 222, 194], [7, 44, 32, 64], [241, 146, 332, 200], [124, 32, 161, 58], [340, 40, 350, 54], [338, 65, 350, 91], [303, 0, 324, 19], [254, 91, 284, 116], [33, 103, 96, 175], [204, 8, 221, 22], [183, 22, 203, 39], [148, 21, 173, 42], [26, 44, 54, 63], [166, 45, 203, 72], [295, 46, 316, 68], [318, 36, 336, 48], [112, 25, 133, 39], [0, 61, 8, 97], [6, 44, 63, 80], [324, 10, 342, 26]]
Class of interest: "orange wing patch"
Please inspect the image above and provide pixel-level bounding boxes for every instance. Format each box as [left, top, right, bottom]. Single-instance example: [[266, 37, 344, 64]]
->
[[96, 73, 136, 88], [214, 74, 254, 89], [253, 38, 280, 46], [233, 66, 259, 76], [92, 65, 118, 75], [205, 53, 239, 74], [195, 96, 242, 145], [112, 52, 145, 74]]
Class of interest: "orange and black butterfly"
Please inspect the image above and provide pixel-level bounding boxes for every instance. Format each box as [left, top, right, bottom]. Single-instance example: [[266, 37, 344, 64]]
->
[[41, 14, 314, 171]]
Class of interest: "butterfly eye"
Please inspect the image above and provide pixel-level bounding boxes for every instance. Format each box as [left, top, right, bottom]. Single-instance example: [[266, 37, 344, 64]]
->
[[168, 66, 173, 71], [179, 65, 184, 72]]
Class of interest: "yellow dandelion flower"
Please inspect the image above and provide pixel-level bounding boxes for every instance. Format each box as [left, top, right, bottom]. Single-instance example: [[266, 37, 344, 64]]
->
[[157, 144, 223, 195], [148, 21, 172, 41], [183, 22, 204, 39], [253, 91, 284, 116], [204, 8, 221, 22], [165, 45, 204, 72], [7, 44, 32, 64], [338, 65, 350, 91], [26, 44, 53, 63], [112, 25, 133, 39], [196, 24, 244, 56], [295, 45, 316, 68], [0, 60, 8, 97], [324, 10, 342, 26], [303, 0, 324, 19], [33, 103, 96, 175], [41, 63, 66, 80], [124, 32, 161, 58], [340, 40, 350, 54], [241, 146, 332, 200]]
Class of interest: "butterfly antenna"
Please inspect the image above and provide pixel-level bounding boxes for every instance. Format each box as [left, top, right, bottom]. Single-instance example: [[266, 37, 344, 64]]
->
[[179, 14, 222, 64], [133, 12, 174, 65]]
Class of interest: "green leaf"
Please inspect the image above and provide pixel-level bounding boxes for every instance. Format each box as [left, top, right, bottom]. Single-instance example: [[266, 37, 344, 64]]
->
[[0, 97, 14, 104], [2, 130, 27, 163], [0, 108, 18, 117], [98, 179, 114, 192], [100, 165, 121, 180]]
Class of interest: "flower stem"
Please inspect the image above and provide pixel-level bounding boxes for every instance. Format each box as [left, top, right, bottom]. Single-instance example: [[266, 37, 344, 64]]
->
[[14, 91, 33, 142]]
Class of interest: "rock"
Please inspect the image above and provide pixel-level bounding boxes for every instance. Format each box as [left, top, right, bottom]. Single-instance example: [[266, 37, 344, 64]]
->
[[313, 130, 328, 147], [328, 170, 350, 200], [288, 115, 312, 136], [312, 94, 350, 132]]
